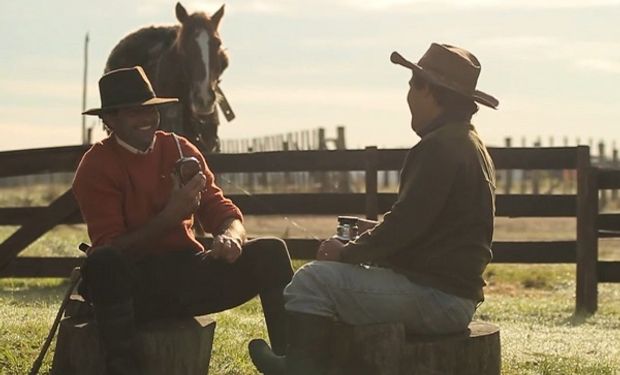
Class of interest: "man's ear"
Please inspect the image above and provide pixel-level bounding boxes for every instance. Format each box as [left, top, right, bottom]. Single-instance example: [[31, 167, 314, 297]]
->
[[101, 112, 116, 132], [426, 87, 444, 113], [421, 84, 437, 103]]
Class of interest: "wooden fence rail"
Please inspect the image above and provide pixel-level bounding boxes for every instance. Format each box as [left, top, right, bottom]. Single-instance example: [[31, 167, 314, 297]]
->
[[593, 168, 620, 287], [1, 144, 618, 315]]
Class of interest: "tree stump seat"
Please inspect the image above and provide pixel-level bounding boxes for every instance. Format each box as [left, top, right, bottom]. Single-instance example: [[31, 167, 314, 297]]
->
[[50, 297, 216, 375], [329, 321, 501, 375]]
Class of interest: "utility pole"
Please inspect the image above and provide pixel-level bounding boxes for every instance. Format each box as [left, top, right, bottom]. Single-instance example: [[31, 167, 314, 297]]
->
[[82, 32, 89, 144]]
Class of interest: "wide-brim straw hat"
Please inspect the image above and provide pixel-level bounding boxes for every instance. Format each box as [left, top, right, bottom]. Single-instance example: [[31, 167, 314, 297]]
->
[[83, 66, 178, 116], [391, 43, 499, 109]]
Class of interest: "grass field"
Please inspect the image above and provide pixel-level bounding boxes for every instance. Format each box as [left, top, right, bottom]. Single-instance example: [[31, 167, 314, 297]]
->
[[2, 263, 619, 374], [1, 183, 620, 374]]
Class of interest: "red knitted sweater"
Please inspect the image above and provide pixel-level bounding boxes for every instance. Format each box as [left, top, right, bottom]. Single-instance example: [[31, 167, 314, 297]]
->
[[72, 131, 242, 255]]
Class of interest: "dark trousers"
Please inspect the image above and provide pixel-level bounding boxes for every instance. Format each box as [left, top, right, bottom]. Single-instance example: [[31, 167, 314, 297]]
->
[[80, 237, 293, 374], [81, 237, 292, 320]]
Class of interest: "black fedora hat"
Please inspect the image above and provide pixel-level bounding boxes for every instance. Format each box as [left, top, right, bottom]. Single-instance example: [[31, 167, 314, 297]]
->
[[83, 66, 178, 116], [391, 43, 499, 109]]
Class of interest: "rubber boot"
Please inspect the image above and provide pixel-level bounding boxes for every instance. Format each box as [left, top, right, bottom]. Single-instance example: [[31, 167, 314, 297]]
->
[[248, 339, 285, 375], [260, 286, 288, 355], [95, 300, 143, 375], [285, 312, 332, 375], [249, 311, 332, 375]]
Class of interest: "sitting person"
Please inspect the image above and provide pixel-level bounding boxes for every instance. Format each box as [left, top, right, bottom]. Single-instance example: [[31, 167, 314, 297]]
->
[[249, 43, 498, 375], [73, 66, 293, 375]]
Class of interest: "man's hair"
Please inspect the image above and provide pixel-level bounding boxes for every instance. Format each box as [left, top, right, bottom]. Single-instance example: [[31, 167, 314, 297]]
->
[[412, 75, 479, 120], [100, 110, 118, 134]]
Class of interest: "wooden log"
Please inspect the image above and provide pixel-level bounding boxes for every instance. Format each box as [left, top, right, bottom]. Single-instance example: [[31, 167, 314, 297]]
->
[[50, 315, 216, 375], [329, 322, 404, 375], [401, 321, 501, 375], [329, 321, 500, 375]]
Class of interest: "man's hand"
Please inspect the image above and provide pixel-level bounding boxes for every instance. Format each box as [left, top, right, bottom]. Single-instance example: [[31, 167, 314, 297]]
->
[[357, 218, 379, 234], [316, 238, 345, 261], [210, 234, 243, 263], [85, 244, 103, 256], [92, 173, 206, 260], [162, 172, 206, 225]]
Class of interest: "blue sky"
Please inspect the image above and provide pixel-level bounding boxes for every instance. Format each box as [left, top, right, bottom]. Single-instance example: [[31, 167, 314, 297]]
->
[[1, 0, 619, 151]]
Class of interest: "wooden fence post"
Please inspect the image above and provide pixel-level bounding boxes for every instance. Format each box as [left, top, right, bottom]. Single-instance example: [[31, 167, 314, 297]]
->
[[365, 146, 379, 220], [283, 141, 293, 191], [520, 137, 528, 194], [576, 146, 598, 315], [504, 137, 513, 194], [613, 148, 618, 201], [335, 126, 350, 193], [563, 137, 570, 194], [598, 142, 607, 209], [318, 128, 326, 149], [532, 139, 541, 195], [318, 128, 329, 192], [258, 139, 268, 190]]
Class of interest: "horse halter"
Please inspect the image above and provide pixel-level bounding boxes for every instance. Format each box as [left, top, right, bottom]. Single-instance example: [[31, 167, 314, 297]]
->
[[186, 83, 235, 131], [215, 84, 235, 122], [183, 83, 234, 153]]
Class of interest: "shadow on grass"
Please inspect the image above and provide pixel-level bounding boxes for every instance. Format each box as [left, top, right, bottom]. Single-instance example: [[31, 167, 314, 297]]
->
[[514, 353, 617, 375], [0, 278, 72, 305], [563, 312, 589, 326]]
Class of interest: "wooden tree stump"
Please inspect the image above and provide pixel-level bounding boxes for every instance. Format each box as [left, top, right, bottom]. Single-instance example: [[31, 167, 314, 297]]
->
[[50, 314, 216, 375], [329, 321, 500, 375]]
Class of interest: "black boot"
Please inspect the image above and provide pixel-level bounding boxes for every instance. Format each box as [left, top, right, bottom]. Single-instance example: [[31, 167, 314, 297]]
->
[[249, 311, 332, 375], [286, 312, 332, 375], [260, 286, 288, 355], [248, 339, 285, 375], [95, 300, 142, 375]]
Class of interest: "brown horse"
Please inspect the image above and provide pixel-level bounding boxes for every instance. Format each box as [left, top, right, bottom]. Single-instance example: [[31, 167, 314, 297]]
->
[[105, 2, 233, 153]]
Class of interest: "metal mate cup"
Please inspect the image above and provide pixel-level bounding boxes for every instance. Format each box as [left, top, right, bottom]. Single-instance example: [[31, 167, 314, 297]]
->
[[336, 216, 359, 242], [175, 156, 201, 185]]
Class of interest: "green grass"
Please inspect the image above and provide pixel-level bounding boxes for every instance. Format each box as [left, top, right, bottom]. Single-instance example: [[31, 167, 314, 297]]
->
[[478, 265, 620, 375], [0, 182, 71, 208], [1, 265, 619, 374], [1, 187, 619, 374], [0, 278, 66, 374], [0, 225, 89, 258]]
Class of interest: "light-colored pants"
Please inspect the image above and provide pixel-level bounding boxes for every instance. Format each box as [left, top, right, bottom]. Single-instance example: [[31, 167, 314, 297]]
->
[[284, 261, 476, 335]]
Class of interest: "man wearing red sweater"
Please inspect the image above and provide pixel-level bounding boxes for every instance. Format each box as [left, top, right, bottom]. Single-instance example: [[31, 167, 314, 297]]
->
[[74, 66, 293, 375]]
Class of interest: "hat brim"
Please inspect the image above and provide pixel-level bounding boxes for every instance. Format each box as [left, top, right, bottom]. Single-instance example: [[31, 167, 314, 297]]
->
[[82, 97, 179, 116], [390, 51, 499, 109]]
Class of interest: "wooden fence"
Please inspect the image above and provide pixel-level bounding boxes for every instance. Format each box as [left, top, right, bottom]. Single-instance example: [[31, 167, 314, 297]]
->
[[219, 126, 346, 153], [502, 137, 620, 203], [218, 126, 350, 193], [1, 145, 619, 315]]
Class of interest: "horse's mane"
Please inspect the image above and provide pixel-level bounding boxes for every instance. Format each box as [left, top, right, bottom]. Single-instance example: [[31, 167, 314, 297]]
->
[[105, 26, 180, 73]]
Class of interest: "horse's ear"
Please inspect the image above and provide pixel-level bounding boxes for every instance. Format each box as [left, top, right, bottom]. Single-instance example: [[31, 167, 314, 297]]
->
[[211, 5, 225, 29], [176, 2, 189, 23]]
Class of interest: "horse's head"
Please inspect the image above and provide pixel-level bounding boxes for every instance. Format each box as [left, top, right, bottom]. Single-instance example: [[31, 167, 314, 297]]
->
[[175, 2, 228, 117]]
